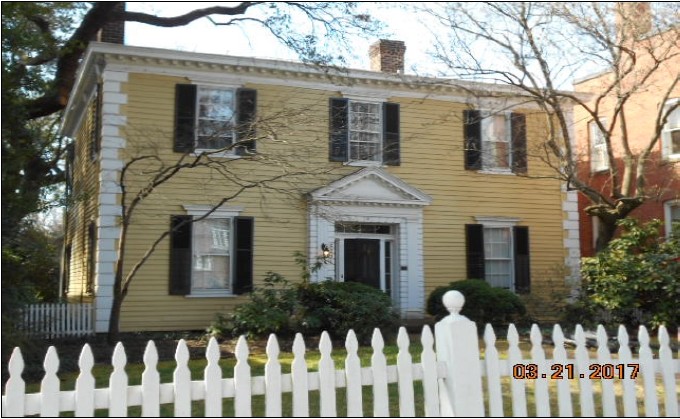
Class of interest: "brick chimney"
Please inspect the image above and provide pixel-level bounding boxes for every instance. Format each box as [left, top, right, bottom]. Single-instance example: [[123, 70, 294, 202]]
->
[[616, 2, 652, 40], [369, 40, 406, 74], [98, 2, 125, 44]]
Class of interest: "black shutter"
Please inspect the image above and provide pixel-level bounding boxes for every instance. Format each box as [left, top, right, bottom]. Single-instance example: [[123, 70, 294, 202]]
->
[[511, 113, 527, 174], [169, 215, 192, 295], [464, 110, 482, 170], [513, 226, 531, 294], [383, 102, 400, 166], [236, 88, 257, 155], [465, 224, 485, 280], [329, 98, 349, 162], [233, 217, 254, 295], [174, 84, 197, 153]]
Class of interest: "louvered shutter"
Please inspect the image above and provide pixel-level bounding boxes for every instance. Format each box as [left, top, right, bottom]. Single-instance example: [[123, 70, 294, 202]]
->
[[233, 217, 254, 295], [464, 110, 482, 170], [169, 215, 192, 295], [329, 98, 349, 162], [511, 113, 527, 174], [174, 84, 197, 153], [236, 88, 257, 155], [513, 226, 531, 294], [383, 102, 400, 165], [465, 224, 485, 280]]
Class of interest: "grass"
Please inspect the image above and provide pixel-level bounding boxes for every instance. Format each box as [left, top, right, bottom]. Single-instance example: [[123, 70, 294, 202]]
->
[[20, 335, 677, 417]]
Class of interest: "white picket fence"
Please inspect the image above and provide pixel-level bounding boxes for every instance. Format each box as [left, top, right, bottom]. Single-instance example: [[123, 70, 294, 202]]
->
[[2, 291, 679, 417], [21, 302, 94, 339]]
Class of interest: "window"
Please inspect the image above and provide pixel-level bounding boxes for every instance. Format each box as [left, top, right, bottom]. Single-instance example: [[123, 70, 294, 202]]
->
[[174, 84, 256, 155], [589, 119, 609, 172], [170, 208, 253, 296], [349, 101, 382, 161], [196, 87, 235, 151], [329, 98, 400, 165], [465, 219, 530, 293], [661, 98, 679, 160], [483, 227, 513, 289], [464, 110, 527, 173], [665, 199, 680, 237]]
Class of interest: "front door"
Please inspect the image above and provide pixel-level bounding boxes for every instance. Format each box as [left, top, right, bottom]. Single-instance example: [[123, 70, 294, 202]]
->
[[344, 239, 380, 289]]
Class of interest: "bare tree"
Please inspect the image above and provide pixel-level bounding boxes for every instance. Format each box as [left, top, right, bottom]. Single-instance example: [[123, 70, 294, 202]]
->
[[419, 2, 679, 250]]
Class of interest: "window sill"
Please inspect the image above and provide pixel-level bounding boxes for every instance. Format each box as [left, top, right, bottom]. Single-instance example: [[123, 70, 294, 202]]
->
[[185, 291, 235, 298], [663, 154, 680, 162], [590, 167, 610, 174], [192, 150, 242, 159], [345, 161, 383, 168], [477, 168, 515, 176]]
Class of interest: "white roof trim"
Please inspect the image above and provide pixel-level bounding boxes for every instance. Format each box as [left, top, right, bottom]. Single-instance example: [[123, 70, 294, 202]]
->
[[310, 167, 432, 207]]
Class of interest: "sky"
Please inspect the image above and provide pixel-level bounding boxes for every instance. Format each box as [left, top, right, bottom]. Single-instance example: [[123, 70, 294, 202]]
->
[[124, 2, 443, 75]]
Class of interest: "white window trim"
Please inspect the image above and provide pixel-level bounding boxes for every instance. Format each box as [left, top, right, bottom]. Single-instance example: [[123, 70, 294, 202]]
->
[[182, 205, 243, 297], [479, 110, 515, 174], [589, 118, 609, 173], [664, 199, 680, 238], [661, 98, 680, 161]]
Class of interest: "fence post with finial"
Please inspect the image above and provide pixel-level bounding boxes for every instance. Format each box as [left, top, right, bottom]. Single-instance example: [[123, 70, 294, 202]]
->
[[434, 290, 485, 417]]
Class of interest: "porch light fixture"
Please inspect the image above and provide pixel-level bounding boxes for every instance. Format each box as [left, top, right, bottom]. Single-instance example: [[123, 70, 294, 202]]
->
[[321, 243, 331, 259]]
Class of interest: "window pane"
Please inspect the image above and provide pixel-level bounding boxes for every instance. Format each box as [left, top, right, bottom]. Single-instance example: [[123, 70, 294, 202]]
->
[[671, 204, 680, 222], [192, 218, 230, 291], [482, 114, 510, 169], [671, 129, 680, 154], [197, 87, 235, 150], [483, 227, 512, 289], [349, 101, 381, 161]]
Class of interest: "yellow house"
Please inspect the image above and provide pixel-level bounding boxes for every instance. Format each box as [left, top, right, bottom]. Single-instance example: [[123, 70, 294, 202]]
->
[[61, 39, 579, 333]]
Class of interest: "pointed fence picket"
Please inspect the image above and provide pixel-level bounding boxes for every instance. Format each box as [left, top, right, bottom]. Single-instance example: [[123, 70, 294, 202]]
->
[[3, 290, 679, 417]]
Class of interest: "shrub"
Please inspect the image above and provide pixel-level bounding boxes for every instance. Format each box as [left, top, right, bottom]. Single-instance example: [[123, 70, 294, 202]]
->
[[426, 279, 527, 327], [209, 268, 399, 344], [297, 281, 399, 344], [572, 219, 680, 330], [208, 272, 299, 339]]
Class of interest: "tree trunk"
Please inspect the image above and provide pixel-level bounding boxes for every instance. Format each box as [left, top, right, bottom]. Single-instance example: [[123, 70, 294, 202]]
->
[[107, 292, 123, 344], [595, 218, 618, 253]]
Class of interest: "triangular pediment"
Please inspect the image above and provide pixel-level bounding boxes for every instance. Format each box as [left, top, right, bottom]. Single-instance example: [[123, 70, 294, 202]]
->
[[310, 168, 432, 206]]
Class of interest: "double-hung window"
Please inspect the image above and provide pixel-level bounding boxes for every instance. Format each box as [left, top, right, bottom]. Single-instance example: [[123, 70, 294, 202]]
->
[[464, 110, 527, 173], [661, 98, 679, 160], [589, 119, 609, 172], [329, 98, 400, 165], [465, 219, 531, 294], [664, 199, 680, 238], [170, 207, 254, 297], [174, 84, 257, 155]]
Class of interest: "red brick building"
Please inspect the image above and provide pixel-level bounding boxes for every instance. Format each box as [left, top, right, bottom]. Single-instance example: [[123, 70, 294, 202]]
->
[[574, 3, 679, 256]]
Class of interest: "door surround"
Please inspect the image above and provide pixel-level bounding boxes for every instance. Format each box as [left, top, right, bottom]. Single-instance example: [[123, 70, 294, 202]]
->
[[308, 168, 432, 319]]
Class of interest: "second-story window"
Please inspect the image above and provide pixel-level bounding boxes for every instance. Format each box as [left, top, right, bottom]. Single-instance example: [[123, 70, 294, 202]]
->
[[174, 84, 257, 155], [329, 98, 400, 166], [464, 110, 527, 173], [349, 101, 382, 162], [589, 119, 609, 172], [196, 87, 235, 151]]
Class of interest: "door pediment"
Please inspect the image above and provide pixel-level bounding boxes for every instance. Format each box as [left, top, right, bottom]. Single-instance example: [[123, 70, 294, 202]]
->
[[310, 168, 432, 207]]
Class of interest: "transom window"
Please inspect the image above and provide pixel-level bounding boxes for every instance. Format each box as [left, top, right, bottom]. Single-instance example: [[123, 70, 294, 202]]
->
[[662, 99, 679, 160], [483, 227, 513, 289], [589, 119, 609, 172], [349, 101, 382, 162], [196, 87, 235, 151], [335, 223, 392, 234], [192, 218, 231, 292], [482, 113, 511, 170]]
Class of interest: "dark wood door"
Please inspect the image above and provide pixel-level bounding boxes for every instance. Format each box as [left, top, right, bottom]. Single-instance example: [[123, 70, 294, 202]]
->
[[344, 239, 380, 289]]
